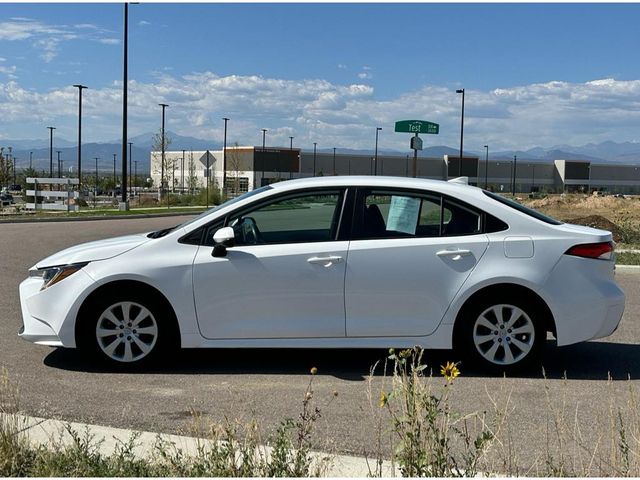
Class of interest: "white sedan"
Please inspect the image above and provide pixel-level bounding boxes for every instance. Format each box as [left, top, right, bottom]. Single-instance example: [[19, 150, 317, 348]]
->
[[19, 176, 625, 372]]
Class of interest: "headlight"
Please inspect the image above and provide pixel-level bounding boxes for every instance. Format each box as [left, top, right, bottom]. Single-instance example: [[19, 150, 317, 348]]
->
[[29, 262, 88, 290]]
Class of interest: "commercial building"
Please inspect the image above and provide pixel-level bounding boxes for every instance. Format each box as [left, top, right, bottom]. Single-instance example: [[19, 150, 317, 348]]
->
[[150, 147, 640, 195]]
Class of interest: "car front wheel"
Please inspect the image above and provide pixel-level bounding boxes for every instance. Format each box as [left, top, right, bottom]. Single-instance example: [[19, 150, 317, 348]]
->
[[80, 294, 171, 366]]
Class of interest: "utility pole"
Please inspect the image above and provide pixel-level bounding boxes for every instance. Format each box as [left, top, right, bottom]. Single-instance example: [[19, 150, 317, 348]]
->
[[113, 153, 117, 196], [128, 142, 133, 200], [512, 154, 517, 196], [73, 84, 87, 193], [47, 127, 55, 177], [120, 3, 128, 207], [222, 117, 229, 193], [159, 103, 169, 198], [57, 151, 62, 177]]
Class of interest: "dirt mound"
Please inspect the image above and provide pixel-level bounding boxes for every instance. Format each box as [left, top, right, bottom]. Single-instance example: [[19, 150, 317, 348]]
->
[[561, 215, 624, 242]]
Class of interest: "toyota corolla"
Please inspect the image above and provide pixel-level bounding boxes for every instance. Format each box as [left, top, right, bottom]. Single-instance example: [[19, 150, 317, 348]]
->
[[19, 176, 625, 372]]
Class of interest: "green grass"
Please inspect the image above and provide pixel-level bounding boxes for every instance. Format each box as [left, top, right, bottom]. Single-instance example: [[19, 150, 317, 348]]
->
[[0, 206, 206, 221], [617, 252, 640, 265]]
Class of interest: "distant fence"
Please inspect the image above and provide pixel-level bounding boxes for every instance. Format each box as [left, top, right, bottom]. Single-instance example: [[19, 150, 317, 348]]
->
[[26, 178, 80, 212]]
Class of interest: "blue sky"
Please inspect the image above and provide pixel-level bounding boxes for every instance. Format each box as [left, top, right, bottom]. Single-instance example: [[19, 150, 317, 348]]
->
[[1, 3, 640, 152]]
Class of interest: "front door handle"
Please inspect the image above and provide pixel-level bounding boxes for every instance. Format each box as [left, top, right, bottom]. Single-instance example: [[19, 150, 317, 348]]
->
[[307, 255, 343, 267], [436, 249, 472, 261]]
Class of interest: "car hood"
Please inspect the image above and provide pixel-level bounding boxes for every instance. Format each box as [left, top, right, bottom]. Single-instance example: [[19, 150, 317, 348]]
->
[[35, 233, 151, 269]]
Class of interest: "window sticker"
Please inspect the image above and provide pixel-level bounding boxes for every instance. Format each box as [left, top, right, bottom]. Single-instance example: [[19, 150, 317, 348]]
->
[[386, 196, 421, 234]]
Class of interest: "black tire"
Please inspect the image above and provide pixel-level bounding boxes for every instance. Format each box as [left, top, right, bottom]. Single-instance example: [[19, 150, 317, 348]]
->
[[78, 291, 174, 367], [456, 295, 545, 374]]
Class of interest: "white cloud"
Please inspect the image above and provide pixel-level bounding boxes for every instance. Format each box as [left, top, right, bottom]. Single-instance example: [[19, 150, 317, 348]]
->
[[337, 64, 347, 70], [357, 72, 372, 80], [138, 20, 151, 26], [1, 74, 640, 151], [98, 38, 120, 45], [0, 19, 118, 62]]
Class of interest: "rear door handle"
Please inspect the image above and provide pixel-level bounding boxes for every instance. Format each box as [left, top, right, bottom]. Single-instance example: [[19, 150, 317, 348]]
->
[[307, 255, 343, 267], [436, 249, 472, 260]]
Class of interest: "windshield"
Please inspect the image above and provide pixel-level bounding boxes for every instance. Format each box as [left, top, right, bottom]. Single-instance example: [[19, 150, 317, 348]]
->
[[177, 185, 274, 230]]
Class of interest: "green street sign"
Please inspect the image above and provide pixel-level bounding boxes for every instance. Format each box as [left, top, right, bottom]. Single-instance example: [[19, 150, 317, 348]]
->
[[394, 120, 439, 135]]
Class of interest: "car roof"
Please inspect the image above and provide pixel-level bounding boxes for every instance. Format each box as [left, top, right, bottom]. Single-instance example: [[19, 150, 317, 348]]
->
[[269, 175, 480, 195]]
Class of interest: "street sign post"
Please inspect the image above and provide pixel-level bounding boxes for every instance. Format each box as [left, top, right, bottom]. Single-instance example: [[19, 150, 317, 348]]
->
[[395, 120, 439, 177], [394, 120, 439, 135]]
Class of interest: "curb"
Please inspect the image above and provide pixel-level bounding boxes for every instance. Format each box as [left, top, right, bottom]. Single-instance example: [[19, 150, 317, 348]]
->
[[0, 210, 203, 224], [12, 414, 396, 477], [616, 265, 640, 273]]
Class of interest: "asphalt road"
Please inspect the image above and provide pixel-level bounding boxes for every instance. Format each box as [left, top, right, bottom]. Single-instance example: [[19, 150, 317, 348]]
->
[[1, 216, 639, 474]]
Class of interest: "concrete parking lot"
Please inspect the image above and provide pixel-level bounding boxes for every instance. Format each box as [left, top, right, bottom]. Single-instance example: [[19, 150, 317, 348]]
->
[[1, 215, 639, 472]]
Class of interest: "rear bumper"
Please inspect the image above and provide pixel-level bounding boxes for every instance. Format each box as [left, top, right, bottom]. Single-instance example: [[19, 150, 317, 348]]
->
[[545, 256, 625, 346]]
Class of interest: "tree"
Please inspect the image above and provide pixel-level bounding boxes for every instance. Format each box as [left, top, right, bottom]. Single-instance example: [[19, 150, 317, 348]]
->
[[186, 150, 199, 195], [227, 143, 243, 196], [0, 148, 9, 189], [150, 129, 173, 197]]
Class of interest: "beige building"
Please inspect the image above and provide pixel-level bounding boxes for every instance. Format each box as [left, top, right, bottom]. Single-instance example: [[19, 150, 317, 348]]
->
[[151, 147, 640, 195]]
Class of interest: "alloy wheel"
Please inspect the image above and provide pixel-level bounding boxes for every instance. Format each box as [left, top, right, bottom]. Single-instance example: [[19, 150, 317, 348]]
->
[[472, 304, 535, 366], [95, 301, 158, 363]]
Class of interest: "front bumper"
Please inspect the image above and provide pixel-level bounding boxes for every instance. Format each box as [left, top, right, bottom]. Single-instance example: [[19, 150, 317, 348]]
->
[[18, 269, 96, 348]]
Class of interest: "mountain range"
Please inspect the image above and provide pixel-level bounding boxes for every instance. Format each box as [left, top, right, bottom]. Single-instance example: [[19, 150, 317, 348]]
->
[[2, 132, 640, 173]]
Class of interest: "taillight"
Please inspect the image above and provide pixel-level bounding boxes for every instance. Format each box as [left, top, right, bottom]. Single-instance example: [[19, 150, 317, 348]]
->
[[565, 241, 614, 260]]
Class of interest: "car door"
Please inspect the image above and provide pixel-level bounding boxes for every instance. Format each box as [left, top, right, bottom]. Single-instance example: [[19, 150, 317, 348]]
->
[[345, 188, 489, 337], [192, 188, 349, 339]]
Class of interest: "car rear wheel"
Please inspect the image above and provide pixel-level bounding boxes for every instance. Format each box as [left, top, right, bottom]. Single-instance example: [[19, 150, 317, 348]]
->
[[459, 298, 545, 373]]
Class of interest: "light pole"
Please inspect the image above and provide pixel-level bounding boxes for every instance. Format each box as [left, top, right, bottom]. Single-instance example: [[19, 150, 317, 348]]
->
[[512, 154, 517, 195], [47, 127, 55, 178], [94, 157, 99, 199], [159, 103, 168, 197], [134, 160, 138, 196], [374, 127, 382, 175], [456, 88, 465, 174], [333, 147, 336, 175], [222, 117, 229, 193], [120, 3, 130, 207], [57, 151, 62, 177], [73, 84, 87, 193], [313, 142, 317, 177], [29, 151, 33, 169], [112, 153, 117, 196], [128, 142, 132, 199], [181, 149, 185, 193], [484, 145, 489, 189], [289, 136, 294, 150], [261, 128, 267, 187]]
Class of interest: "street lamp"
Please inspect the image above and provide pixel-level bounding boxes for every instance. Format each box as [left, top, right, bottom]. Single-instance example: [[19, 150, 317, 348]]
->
[[374, 127, 382, 175], [512, 154, 517, 195], [456, 88, 465, 174], [29, 151, 33, 169], [73, 84, 87, 192], [47, 127, 55, 178], [289, 136, 294, 150], [222, 117, 229, 193], [113, 153, 117, 196], [128, 142, 133, 199], [120, 3, 131, 207], [260, 128, 267, 187], [57, 151, 62, 177], [159, 103, 169, 197], [134, 160, 138, 196], [484, 145, 489, 189], [313, 142, 317, 177], [94, 157, 99, 199], [333, 147, 336, 175], [181, 149, 185, 193]]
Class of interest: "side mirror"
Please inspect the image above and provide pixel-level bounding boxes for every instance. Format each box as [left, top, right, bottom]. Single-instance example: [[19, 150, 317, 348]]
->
[[212, 227, 235, 257]]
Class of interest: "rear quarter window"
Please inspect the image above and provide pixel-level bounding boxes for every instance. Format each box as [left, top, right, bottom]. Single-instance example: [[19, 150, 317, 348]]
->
[[483, 191, 563, 225]]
